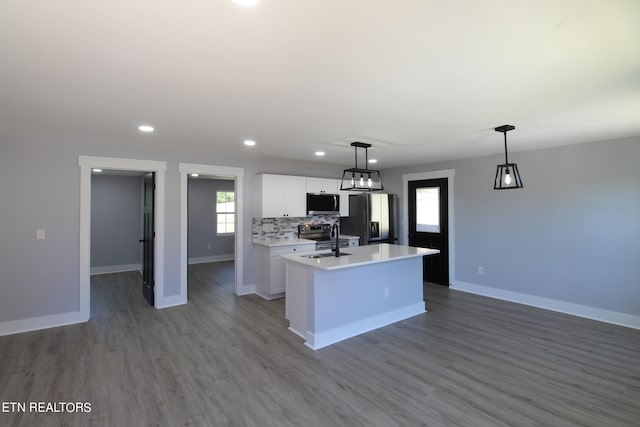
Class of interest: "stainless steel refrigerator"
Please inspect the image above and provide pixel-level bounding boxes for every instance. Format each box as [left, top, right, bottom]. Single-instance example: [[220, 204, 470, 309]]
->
[[340, 193, 398, 245]]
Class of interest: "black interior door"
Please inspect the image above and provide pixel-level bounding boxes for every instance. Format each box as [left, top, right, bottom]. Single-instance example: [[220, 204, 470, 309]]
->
[[408, 178, 449, 286], [141, 172, 155, 306]]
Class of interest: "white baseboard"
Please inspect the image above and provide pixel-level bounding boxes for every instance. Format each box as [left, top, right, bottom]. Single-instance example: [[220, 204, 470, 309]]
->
[[0, 311, 87, 337], [90, 264, 141, 275], [156, 294, 188, 309], [288, 326, 306, 340], [451, 281, 640, 330], [305, 303, 426, 350], [237, 283, 256, 296], [255, 290, 284, 300], [188, 254, 234, 265]]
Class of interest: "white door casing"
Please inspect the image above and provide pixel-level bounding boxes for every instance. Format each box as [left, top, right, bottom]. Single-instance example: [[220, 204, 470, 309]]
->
[[179, 163, 247, 299], [78, 156, 167, 318]]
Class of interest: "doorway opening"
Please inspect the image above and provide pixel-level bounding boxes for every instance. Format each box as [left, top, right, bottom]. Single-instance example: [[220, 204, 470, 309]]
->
[[89, 169, 155, 315], [79, 156, 167, 320], [186, 175, 236, 298], [179, 163, 246, 302], [402, 169, 455, 287]]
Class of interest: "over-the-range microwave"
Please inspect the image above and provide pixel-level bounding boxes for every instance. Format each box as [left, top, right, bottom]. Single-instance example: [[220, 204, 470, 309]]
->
[[306, 193, 340, 215]]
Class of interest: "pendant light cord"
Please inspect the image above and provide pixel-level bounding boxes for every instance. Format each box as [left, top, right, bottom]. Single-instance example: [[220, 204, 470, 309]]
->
[[503, 132, 509, 164]]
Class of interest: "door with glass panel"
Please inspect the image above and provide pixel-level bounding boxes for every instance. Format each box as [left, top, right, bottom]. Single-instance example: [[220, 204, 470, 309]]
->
[[408, 178, 449, 286]]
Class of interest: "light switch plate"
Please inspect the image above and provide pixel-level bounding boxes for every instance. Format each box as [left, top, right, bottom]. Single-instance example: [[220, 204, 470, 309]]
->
[[36, 229, 45, 240]]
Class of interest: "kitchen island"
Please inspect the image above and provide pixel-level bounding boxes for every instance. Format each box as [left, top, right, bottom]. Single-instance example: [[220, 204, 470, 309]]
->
[[281, 243, 439, 350]]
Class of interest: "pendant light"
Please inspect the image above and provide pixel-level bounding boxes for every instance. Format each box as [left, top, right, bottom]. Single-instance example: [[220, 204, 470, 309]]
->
[[493, 125, 524, 190], [340, 142, 384, 191]]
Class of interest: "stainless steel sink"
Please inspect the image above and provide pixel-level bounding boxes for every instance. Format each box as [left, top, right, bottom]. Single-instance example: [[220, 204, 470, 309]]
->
[[302, 252, 351, 259]]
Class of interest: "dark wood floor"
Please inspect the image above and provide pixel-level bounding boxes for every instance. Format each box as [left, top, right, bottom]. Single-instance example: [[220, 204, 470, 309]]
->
[[1, 262, 639, 426]]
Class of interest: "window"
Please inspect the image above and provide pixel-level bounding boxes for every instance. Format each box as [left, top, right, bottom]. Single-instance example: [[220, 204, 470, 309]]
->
[[415, 187, 440, 233], [216, 191, 235, 234]]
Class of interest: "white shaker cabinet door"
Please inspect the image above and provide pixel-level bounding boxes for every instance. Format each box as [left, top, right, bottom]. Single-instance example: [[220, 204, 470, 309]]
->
[[260, 174, 286, 217], [284, 175, 307, 217], [307, 177, 338, 194]]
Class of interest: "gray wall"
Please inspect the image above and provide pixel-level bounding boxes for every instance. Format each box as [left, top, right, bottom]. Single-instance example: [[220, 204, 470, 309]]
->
[[382, 136, 640, 316], [91, 174, 142, 269], [188, 178, 235, 260], [1, 132, 638, 325], [0, 132, 344, 323]]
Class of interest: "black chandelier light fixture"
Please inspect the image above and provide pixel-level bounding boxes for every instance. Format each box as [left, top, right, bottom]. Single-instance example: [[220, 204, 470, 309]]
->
[[340, 142, 384, 191], [493, 125, 524, 190]]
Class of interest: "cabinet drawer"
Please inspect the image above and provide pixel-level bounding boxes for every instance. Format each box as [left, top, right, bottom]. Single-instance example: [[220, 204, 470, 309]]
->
[[269, 243, 316, 257]]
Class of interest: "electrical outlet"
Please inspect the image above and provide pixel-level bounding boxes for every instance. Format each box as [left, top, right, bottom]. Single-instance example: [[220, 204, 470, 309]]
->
[[207, 243, 211, 250], [384, 287, 390, 298], [477, 266, 484, 275]]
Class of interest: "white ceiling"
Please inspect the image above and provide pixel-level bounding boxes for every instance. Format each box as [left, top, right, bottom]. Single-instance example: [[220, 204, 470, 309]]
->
[[1, 0, 639, 168]]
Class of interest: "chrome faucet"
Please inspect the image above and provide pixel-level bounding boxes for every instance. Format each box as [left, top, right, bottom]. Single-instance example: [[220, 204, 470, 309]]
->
[[332, 223, 340, 257]]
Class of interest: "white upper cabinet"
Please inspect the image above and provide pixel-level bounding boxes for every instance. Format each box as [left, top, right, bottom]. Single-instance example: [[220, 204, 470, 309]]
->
[[339, 190, 350, 217], [256, 174, 307, 217], [306, 177, 338, 194], [259, 174, 285, 217], [284, 176, 307, 216], [255, 173, 354, 218]]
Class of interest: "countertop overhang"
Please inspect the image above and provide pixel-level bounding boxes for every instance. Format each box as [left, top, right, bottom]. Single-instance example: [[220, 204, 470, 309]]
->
[[281, 243, 439, 271]]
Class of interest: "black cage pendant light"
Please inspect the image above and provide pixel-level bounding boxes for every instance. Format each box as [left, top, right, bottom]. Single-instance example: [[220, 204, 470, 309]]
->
[[493, 125, 524, 190], [340, 142, 384, 191]]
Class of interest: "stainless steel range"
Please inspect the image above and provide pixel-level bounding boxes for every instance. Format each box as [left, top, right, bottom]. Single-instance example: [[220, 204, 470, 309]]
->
[[298, 223, 350, 251]]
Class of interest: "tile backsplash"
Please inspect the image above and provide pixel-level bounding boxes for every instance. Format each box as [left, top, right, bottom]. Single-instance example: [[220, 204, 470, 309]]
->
[[252, 215, 339, 240]]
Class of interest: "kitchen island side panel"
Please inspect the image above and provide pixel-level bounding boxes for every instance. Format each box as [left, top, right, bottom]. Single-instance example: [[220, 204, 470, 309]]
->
[[285, 261, 311, 338], [310, 256, 424, 335]]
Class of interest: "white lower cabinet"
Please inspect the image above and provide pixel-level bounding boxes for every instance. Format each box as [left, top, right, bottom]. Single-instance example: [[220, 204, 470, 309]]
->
[[255, 243, 316, 299]]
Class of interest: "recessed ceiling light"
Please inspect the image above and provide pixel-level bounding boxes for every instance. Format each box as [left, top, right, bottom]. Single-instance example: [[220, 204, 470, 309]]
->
[[368, 159, 378, 164], [191, 173, 199, 177], [230, 0, 261, 6], [315, 151, 325, 156], [138, 125, 154, 133], [244, 140, 256, 146], [92, 168, 103, 173]]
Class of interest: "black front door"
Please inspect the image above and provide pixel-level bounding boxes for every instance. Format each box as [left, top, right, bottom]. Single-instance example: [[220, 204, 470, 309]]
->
[[141, 172, 155, 306], [408, 178, 449, 286]]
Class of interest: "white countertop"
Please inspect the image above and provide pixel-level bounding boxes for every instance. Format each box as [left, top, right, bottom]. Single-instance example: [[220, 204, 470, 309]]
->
[[281, 243, 439, 271], [337, 234, 360, 240], [253, 237, 317, 248]]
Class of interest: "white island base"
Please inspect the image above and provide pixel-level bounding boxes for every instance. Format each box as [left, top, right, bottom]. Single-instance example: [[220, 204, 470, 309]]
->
[[283, 244, 437, 350]]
